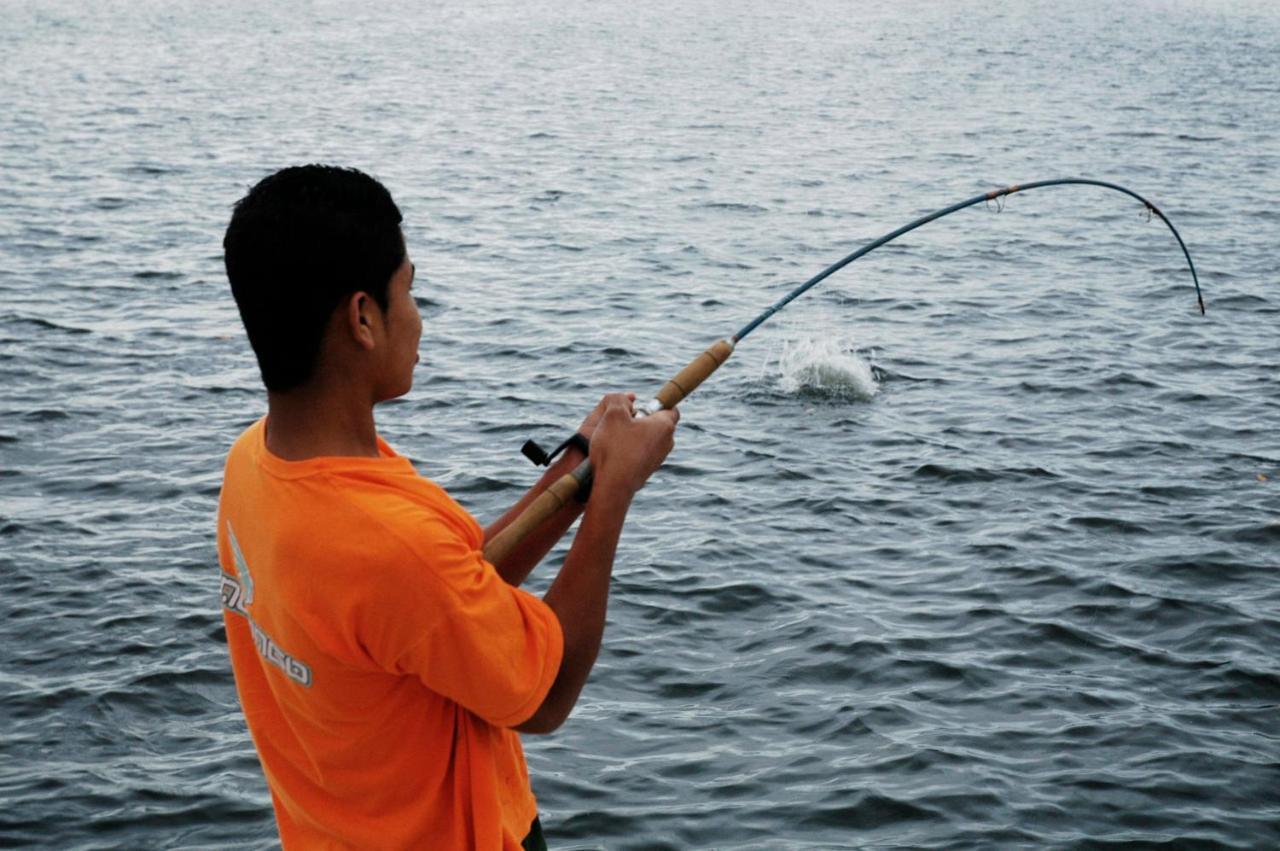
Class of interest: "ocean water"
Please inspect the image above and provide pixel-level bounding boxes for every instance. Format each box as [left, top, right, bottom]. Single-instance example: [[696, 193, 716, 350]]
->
[[2, 0, 1278, 847]]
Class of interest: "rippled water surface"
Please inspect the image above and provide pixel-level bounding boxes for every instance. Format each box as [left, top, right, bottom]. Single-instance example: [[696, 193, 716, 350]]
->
[[3, 0, 1278, 847]]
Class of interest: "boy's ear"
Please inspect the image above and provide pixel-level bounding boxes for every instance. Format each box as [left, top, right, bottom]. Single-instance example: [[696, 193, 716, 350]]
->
[[345, 291, 378, 351]]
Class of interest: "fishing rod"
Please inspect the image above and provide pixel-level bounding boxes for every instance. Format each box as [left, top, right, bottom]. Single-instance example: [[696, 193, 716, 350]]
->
[[483, 178, 1205, 566]]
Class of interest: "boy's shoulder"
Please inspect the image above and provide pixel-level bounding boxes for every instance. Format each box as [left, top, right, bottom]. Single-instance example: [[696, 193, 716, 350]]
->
[[221, 418, 482, 552]]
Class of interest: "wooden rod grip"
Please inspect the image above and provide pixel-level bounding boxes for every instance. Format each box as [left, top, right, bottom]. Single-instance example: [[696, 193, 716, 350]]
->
[[483, 459, 593, 567], [653, 339, 735, 410]]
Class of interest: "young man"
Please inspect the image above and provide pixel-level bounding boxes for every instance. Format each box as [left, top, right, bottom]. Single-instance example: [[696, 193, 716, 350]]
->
[[217, 165, 678, 849]]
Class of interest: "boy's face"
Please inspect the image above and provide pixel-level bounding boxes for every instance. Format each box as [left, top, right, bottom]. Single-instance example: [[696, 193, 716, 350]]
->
[[373, 254, 422, 402]]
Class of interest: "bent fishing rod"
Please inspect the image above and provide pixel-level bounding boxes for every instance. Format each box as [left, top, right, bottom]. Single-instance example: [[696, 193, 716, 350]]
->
[[483, 178, 1205, 566]]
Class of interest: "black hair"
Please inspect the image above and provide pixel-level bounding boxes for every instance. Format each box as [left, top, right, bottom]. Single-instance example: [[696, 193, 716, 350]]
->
[[223, 165, 405, 392]]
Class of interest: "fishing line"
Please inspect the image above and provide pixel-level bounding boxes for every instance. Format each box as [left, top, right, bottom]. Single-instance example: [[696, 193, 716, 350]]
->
[[484, 179, 1205, 565]]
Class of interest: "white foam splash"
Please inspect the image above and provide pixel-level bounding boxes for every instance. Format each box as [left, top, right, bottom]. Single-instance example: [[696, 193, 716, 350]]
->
[[776, 337, 879, 401]]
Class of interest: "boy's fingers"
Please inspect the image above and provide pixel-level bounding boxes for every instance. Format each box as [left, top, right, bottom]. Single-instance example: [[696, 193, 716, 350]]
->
[[603, 395, 634, 421]]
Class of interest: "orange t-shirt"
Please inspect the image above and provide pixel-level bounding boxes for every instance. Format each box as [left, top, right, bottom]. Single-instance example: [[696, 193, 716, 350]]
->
[[216, 418, 563, 849]]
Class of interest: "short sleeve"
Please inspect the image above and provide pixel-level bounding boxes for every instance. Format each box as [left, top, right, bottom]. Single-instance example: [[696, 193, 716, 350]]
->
[[356, 514, 564, 729]]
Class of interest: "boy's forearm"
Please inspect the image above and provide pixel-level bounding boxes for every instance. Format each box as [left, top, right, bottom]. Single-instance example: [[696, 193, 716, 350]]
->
[[516, 481, 632, 733], [484, 446, 588, 586]]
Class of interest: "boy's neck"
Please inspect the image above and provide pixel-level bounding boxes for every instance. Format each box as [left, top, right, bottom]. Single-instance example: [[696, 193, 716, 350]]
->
[[264, 383, 380, 461]]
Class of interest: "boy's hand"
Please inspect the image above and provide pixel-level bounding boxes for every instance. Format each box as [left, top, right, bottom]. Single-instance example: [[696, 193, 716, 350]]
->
[[577, 392, 636, 442], [588, 394, 679, 497]]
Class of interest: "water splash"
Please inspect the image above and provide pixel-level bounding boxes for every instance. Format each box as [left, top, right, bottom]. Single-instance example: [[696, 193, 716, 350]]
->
[[776, 338, 879, 401]]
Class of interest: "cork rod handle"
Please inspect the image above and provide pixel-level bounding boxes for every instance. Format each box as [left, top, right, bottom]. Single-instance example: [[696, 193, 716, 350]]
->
[[653, 339, 735, 410], [483, 459, 593, 567]]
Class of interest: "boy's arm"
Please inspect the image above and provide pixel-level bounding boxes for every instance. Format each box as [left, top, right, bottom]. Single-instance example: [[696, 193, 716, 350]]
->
[[484, 447, 588, 586], [516, 395, 678, 734], [484, 394, 630, 587]]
